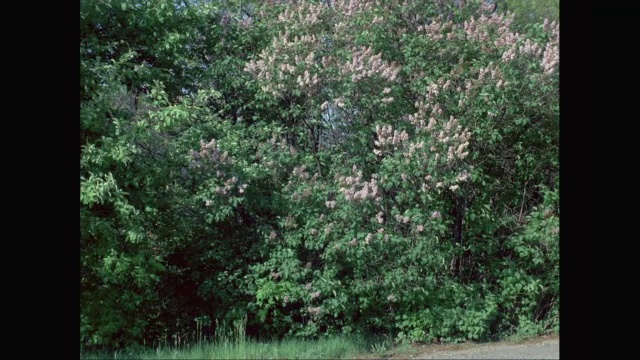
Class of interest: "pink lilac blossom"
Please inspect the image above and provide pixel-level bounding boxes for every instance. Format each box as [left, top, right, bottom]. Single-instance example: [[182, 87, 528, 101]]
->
[[365, 233, 373, 244], [308, 306, 321, 315]]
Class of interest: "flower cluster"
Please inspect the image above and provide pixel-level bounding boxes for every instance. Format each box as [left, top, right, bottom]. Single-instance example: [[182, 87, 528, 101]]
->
[[190, 139, 248, 198], [336, 166, 380, 202], [338, 46, 402, 83], [436, 116, 471, 163], [277, 1, 326, 26], [541, 42, 559, 75], [469, 11, 557, 75], [395, 214, 411, 224], [244, 31, 322, 97], [404, 101, 472, 166], [307, 306, 322, 316], [519, 39, 543, 57], [464, 12, 517, 46], [402, 141, 426, 158], [417, 15, 455, 41], [245, 0, 406, 102], [321, 97, 346, 110], [189, 139, 233, 169], [274, 0, 378, 28], [541, 21, 559, 75], [374, 124, 413, 157], [334, 0, 376, 18], [395, 99, 473, 193], [292, 166, 311, 180], [375, 124, 409, 148], [456, 11, 536, 65], [457, 63, 506, 99], [364, 233, 374, 245], [285, 215, 297, 229], [292, 187, 312, 202], [324, 222, 335, 234], [211, 176, 246, 196]]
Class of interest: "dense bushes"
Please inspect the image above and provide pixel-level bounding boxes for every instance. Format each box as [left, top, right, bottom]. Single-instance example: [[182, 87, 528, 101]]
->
[[81, 0, 558, 350]]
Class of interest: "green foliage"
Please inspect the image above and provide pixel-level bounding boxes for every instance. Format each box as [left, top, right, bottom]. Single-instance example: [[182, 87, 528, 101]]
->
[[498, 185, 559, 334], [81, 0, 559, 350]]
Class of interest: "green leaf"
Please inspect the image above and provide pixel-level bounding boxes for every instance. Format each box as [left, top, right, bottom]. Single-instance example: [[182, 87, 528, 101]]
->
[[205, 213, 214, 224]]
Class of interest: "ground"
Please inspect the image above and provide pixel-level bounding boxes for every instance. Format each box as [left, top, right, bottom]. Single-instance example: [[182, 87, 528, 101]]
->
[[362, 334, 559, 359]]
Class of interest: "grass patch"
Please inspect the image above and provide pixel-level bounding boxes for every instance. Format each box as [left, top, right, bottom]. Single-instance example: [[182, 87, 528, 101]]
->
[[80, 335, 395, 359], [80, 318, 400, 359]]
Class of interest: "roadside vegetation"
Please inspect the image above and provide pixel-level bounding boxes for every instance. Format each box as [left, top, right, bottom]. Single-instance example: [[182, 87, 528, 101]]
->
[[81, 0, 559, 357]]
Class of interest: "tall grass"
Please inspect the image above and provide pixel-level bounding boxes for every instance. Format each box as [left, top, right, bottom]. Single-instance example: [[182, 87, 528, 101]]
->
[[80, 317, 400, 359]]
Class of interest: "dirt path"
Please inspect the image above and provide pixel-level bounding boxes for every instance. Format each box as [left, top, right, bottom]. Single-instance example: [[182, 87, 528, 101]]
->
[[388, 335, 559, 359]]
